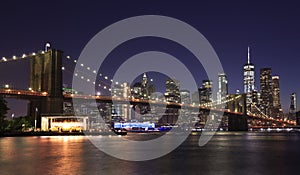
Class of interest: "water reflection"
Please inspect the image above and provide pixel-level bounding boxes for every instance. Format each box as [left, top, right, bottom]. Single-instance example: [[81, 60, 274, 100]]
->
[[0, 136, 86, 175], [0, 133, 300, 174], [43, 136, 84, 175]]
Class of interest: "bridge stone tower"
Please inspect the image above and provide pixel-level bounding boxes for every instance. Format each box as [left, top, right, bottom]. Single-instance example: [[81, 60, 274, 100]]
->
[[28, 49, 64, 127], [227, 93, 248, 131], [296, 111, 300, 126]]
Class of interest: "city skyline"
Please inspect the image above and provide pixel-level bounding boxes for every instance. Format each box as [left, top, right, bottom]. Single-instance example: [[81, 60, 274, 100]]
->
[[0, 43, 297, 116], [2, 2, 300, 174], [1, 1, 300, 115]]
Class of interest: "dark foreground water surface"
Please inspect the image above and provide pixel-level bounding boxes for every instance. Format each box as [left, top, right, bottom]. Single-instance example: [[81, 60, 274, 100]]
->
[[1, 132, 300, 175]]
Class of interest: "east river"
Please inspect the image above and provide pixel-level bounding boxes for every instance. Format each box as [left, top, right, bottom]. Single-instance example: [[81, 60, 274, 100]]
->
[[1, 132, 300, 175]]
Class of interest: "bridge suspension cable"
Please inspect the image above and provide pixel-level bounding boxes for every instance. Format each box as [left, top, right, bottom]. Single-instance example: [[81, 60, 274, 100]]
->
[[0, 52, 40, 63]]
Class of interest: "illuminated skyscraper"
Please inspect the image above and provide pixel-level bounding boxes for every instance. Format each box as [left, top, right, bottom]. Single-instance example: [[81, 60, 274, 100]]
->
[[272, 76, 281, 108], [142, 73, 148, 88], [191, 91, 200, 104], [141, 73, 148, 99], [111, 82, 132, 121], [180, 90, 191, 104], [131, 73, 155, 100], [165, 78, 180, 103], [260, 68, 273, 117], [289, 93, 297, 120], [199, 80, 213, 107], [271, 76, 283, 118], [243, 47, 255, 110], [251, 89, 259, 105], [244, 47, 255, 93], [217, 72, 228, 105]]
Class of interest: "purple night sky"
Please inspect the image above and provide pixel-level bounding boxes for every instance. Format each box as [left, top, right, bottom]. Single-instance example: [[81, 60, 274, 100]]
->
[[0, 0, 300, 116]]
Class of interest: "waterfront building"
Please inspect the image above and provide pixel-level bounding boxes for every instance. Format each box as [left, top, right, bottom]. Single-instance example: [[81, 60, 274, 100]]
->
[[41, 115, 89, 132]]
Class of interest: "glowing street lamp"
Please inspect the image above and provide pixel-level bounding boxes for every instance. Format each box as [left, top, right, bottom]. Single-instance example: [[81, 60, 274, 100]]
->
[[34, 107, 38, 131], [45, 42, 51, 52]]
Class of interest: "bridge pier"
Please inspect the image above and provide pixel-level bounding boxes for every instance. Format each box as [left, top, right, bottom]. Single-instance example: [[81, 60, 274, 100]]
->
[[28, 49, 64, 128], [227, 93, 248, 131], [28, 97, 64, 128], [228, 115, 248, 131], [296, 111, 300, 126]]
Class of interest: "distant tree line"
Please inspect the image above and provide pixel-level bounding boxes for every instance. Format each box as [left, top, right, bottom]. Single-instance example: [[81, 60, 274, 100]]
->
[[0, 95, 32, 133], [0, 95, 9, 132]]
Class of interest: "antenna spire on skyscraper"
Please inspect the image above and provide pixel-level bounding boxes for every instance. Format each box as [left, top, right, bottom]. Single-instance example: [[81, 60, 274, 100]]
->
[[248, 46, 250, 64]]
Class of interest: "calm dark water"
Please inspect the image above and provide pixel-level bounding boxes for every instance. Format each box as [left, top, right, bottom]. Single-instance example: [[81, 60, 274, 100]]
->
[[1, 132, 300, 175]]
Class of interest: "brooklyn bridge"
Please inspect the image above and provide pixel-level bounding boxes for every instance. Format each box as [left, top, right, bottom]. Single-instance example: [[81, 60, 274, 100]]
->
[[0, 46, 297, 131]]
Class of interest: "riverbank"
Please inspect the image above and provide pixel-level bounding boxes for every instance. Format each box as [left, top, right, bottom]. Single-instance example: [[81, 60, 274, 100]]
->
[[1, 129, 300, 137], [0, 131, 116, 137]]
